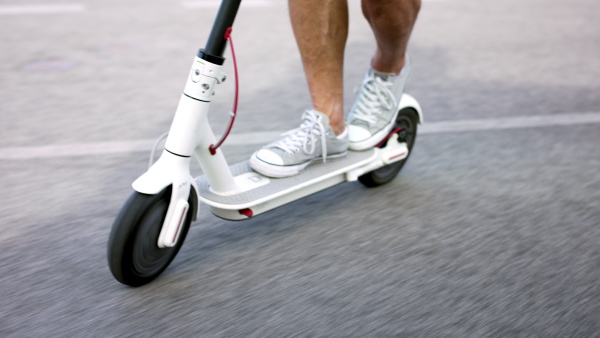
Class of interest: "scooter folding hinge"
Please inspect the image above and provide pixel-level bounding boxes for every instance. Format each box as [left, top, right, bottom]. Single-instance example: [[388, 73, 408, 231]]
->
[[184, 56, 227, 101]]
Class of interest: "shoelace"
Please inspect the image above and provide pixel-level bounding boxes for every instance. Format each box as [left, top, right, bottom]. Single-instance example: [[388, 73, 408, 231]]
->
[[352, 74, 397, 125], [274, 110, 329, 163]]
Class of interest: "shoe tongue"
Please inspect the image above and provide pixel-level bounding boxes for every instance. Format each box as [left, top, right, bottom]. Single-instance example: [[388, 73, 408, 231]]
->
[[306, 109, 330, 125], [369, 68, 396, 82]]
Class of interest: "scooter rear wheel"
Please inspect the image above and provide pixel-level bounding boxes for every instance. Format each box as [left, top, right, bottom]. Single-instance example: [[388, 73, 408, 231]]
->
[[107, 186, 193, 286], [358, 108, 419, 187]]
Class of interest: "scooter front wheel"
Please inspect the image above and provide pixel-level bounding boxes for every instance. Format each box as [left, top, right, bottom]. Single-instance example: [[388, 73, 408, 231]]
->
[[359, 107, 419, 187], [107, 186, 193, 286]]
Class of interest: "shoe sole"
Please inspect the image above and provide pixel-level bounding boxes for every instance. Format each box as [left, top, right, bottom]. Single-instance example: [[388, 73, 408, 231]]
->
[[250, 152, 348, 178]]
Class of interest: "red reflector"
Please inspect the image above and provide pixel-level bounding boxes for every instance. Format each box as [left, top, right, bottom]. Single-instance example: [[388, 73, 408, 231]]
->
[[239, 208, 253, 217], [389, 152, 407, 161]]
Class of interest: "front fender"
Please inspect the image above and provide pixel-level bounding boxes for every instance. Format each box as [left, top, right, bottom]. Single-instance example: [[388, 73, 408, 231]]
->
[[132, 150, 200, 221]]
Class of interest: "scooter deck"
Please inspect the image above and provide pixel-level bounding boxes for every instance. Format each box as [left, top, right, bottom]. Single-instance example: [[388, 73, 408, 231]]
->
[[195, 149, 376, 219]]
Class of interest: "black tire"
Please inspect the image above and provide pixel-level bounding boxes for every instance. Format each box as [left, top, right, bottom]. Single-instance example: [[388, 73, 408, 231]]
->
[[358, 108, 419, 187], [107, 186, 193, 286]]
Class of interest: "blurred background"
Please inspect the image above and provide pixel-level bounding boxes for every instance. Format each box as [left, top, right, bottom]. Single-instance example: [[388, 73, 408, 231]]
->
[[1, 0, 599, 336]]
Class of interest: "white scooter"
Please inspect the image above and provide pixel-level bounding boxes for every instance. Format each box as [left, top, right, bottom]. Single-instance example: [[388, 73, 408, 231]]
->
[[107, 0, 423, 286]]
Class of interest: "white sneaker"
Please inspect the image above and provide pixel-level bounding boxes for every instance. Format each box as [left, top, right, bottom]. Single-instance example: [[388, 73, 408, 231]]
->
[[346, 57, 411, 151], [250, 110, 348, 178]]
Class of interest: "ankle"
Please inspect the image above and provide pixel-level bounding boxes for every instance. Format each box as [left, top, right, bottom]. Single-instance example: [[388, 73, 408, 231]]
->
[[312, 104, 345, 136], [326, 111, 346, 136], [371, 54, 406, 75], [330, 123, 347, 136]]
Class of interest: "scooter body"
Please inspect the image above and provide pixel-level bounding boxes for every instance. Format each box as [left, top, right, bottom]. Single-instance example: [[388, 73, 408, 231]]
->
[[197, 92, 422, 221], [107, 0, 422, 286]]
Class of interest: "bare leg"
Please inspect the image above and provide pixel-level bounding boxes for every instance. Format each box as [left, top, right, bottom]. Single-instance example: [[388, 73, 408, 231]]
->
[[289, 0, 348, 135], [289, 0, 419, 134], [362, 0, 421, 74], [251, 0, 420, 176]]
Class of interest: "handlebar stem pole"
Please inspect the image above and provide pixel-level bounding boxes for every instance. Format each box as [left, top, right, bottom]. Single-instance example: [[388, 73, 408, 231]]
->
[[199, 0, 242, 64]]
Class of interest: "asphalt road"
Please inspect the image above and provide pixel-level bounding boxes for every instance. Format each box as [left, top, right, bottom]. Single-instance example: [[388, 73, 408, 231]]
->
[[1, 0, 599, 336]]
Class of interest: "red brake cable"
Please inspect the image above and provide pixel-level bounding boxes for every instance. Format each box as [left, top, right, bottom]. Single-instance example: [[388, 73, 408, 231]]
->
[[209, 26, 239, 155]]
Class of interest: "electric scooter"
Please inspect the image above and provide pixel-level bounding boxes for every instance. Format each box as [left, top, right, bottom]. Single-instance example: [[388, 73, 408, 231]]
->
[[107, 0, 423, 287]]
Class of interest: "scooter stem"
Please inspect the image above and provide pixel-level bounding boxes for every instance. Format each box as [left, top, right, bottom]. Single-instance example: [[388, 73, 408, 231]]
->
[[200, 0, 242, 64], [134, 0, 244, 196]]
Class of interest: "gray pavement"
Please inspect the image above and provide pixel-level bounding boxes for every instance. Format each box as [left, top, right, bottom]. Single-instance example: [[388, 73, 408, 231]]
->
[[1, 0, 599, 336]]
